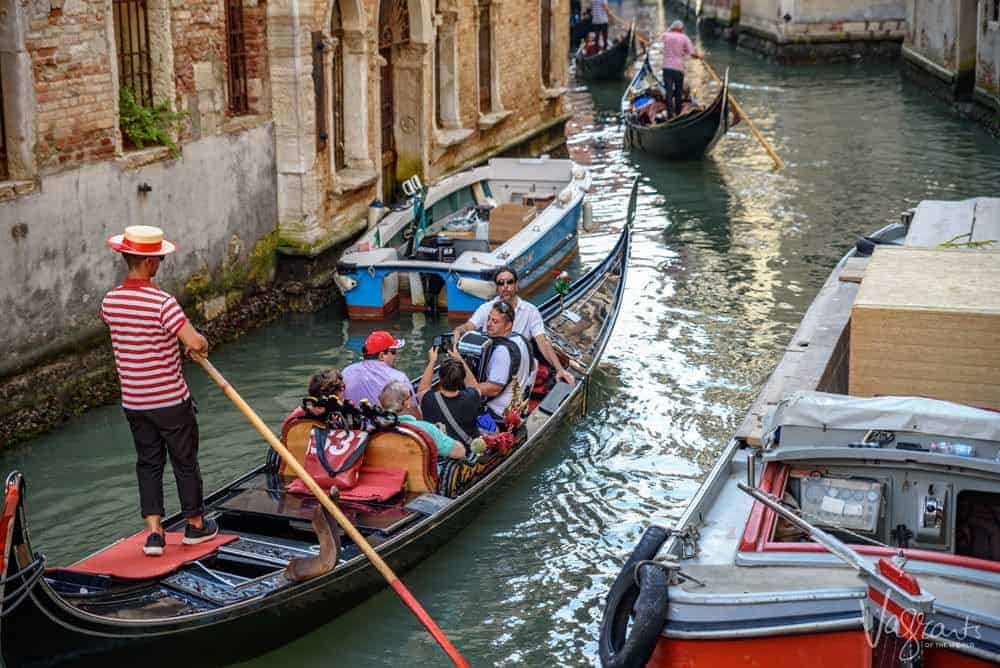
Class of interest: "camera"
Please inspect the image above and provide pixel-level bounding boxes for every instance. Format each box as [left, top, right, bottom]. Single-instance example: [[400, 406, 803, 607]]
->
[[432, 333, 453, 352]]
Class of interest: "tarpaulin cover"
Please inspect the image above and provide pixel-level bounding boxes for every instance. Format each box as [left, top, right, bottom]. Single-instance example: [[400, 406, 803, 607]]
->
[[67, 531, 238, 580], [763, 391, 1000, 445]]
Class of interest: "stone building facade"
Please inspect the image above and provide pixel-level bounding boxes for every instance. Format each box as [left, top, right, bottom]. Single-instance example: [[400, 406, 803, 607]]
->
[[0, 0, 571, 442], [0, 0, 278, 380], [271, 0, 571, 257], [901, 0, 1000, 131]]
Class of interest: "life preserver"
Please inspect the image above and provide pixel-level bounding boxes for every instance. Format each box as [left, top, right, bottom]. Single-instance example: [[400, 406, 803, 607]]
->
[[599, 525, 671, 668]]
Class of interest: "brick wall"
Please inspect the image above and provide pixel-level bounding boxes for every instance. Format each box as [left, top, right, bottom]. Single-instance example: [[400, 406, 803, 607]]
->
[[27, 0, 116, 173], [19, 0, 270, 175]]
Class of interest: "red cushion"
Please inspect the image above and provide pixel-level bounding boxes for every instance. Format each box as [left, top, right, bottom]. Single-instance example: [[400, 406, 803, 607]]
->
[[288, 466, 407, 503]]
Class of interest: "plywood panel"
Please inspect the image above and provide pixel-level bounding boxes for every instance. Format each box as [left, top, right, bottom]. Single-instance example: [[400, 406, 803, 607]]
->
[[838, 257, 869, 283], [854, 247, 1000, 314], [850, 246, 1000, 410]]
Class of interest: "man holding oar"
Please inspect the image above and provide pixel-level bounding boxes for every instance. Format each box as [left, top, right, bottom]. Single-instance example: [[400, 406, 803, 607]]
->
[[661, 20, 703, 118], [102, 225, 217, 556]]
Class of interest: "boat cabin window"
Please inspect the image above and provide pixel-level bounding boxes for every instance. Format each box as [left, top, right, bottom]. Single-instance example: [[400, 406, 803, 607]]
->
[[771, 466, 1000, 561], [956, 490, 1000, 562]]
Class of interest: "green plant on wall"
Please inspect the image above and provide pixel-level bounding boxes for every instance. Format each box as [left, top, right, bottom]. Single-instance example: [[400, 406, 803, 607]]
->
[[118, 88, 188, 157]]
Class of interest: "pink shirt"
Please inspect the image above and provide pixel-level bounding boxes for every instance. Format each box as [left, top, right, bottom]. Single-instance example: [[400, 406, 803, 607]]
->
[[661, 31, 694, 72]]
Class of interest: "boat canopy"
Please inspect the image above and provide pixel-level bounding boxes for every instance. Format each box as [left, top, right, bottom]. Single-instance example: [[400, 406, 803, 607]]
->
[[762, 391, 1000, 445]]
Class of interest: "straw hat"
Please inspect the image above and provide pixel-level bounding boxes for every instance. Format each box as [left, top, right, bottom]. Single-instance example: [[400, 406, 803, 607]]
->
[[106, 225, 177, 256]]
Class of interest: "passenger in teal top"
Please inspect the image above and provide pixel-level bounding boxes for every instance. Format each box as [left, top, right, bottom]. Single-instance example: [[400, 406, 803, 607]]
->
[[379, 381, 467, 460]]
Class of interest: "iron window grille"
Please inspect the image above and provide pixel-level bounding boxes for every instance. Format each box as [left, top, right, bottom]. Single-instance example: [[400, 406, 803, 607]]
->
[[113, 0, 154, 108], [225, 0, 250, 115]]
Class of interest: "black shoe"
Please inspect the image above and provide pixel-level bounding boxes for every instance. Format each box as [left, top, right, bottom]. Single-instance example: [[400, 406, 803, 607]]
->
[[182, 518, 219, 545], [143, 532, 165, 556]]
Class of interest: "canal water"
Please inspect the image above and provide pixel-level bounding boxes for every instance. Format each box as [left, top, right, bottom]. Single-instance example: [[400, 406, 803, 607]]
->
[[6, 2, 1000, 666]]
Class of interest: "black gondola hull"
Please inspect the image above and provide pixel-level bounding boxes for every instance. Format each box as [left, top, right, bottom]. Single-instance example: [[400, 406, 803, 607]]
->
[[622, 61, 730, 160], [574, 30, 634, 81], [0, 222, 632, 667]]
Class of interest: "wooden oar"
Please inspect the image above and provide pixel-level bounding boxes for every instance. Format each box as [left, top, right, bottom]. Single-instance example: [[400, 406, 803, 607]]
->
[[194, 355, 469, 668], [701, 60, 785, 170]]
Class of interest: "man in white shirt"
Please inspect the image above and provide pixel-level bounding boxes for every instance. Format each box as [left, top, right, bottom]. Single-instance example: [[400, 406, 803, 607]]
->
[[452, 266, 575, 385], [457, 301, 534, 419]]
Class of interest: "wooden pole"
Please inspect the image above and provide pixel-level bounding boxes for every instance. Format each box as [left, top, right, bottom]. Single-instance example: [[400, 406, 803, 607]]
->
[[702, 59, 785, 170], [194, 355, 469, 668]]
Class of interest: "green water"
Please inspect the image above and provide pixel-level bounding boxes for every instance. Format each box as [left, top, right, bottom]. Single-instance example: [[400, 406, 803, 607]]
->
[[6, 2, 1000, 665]]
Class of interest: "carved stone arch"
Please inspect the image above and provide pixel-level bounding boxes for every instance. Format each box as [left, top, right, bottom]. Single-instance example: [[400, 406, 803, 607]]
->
[[322, 0, 364, 33]]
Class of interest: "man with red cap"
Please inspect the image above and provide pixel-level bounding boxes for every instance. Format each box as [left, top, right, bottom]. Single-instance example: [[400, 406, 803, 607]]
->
[[342, 330, 414, 410], [102, 225, 216, 557]]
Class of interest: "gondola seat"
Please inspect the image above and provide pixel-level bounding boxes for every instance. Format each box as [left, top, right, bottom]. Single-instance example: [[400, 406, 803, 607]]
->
[[277, 419, 438, 494], [363, 425, 439, 493]]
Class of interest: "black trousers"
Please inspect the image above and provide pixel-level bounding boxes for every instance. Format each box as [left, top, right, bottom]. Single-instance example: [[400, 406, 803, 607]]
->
[[124, 398, 205, 519], [662, 68, 685, 118], [593, 21, 608, 44]]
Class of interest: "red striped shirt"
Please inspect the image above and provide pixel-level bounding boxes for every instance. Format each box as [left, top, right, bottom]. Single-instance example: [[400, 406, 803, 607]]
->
[[101, 277, 190, 410]]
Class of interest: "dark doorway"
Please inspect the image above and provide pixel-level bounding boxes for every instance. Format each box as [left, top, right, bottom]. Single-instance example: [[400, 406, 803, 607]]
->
[[379, 0, 410, 203]]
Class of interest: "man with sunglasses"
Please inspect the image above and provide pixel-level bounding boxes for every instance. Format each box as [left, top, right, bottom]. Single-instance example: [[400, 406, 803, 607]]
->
[[342, 330, 413, 409], [453, 267, 575, 386], [102, 226, 215, 557]]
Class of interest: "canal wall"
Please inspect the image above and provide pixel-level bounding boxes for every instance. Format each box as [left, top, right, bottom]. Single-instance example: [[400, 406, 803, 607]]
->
[[901, 0, 1000, 134]]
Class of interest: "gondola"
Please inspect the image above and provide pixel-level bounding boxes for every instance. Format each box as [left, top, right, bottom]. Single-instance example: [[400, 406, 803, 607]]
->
[[0, 187, 635, 668], [621, 57, 730, 160], [574, 27, 635, 81]]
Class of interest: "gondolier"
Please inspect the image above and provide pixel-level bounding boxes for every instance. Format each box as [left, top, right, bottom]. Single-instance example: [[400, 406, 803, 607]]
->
[[661, 21, 702, 118], [101, 225, 216, 557], [590, 0, 620, 48]]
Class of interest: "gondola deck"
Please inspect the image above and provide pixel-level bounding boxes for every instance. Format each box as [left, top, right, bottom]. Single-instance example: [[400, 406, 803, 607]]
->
[[0, 205, 634, 667]]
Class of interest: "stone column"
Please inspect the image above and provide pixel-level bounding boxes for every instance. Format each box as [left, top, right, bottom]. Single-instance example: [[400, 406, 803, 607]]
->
[[342, 29, 374, 171], [268, 0, 323, 247], [0, 0, 36, 180], [392, 40, 430, 183], [954, 0, 977, 99], [435, 10, 461, 130]]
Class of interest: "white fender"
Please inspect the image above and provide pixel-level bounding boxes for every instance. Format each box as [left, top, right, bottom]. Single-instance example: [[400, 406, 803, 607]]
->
[[334, 273, 358, 294], [457, 277, 496, 300], [408, 272, 426, 307], [582, 200, 596, 232]]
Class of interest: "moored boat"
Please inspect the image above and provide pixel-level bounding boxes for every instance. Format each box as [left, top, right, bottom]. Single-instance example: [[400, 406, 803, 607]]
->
[[0, 190, 634, 668], [622, 58, 730, 160], [574, 27, 635, 81], [335, 156, 591, 321], [598, 199, 1000, 667]]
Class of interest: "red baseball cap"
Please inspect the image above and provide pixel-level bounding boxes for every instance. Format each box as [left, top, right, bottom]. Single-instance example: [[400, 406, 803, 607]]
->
[[364, 331, 405, 355]]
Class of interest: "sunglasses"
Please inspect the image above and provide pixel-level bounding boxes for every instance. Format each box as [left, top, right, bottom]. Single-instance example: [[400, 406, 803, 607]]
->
[[494, 301, 514, 314], [495, 278, 516, 287]]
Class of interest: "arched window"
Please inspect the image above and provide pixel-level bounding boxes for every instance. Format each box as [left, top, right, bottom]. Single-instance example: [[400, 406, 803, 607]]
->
[[379, 0, 410, 201], [477, 0, 492, 113], [540, 0, 553, 88], [330, 0, 345, 169]]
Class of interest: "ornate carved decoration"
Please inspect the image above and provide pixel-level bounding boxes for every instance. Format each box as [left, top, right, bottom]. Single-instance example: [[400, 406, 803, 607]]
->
[[378, 0, 410, 50]]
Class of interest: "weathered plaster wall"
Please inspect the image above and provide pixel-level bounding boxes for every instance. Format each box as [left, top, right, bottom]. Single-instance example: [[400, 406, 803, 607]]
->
[[0, 124, 278, 377], [977, 8, 1000, 104], [903, 0, 959, 73]]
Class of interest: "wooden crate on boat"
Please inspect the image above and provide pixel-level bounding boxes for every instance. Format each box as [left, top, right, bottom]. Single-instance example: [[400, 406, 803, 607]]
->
[[488, 204, 537, 244], [849, 247, 1000, 410]]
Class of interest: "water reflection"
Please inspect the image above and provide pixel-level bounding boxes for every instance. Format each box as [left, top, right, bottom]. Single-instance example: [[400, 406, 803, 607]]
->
[[6, 1, 1000, 666]]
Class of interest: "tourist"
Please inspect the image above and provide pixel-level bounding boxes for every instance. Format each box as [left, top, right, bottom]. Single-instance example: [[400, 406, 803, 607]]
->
[[662, 20, 703, 118], [417, 350, 482, 444], [342, 330, 412, 409], [101, 225, 216, 557], [379, 381, 467, 461], [453, 266, 575, 386], [456, 301, 534, 421], [281, 368, 358, 433], [580, 32, 601, 57]]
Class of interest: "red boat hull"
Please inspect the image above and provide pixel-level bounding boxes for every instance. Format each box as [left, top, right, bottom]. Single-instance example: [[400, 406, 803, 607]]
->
[[647, 631, 995, 667]]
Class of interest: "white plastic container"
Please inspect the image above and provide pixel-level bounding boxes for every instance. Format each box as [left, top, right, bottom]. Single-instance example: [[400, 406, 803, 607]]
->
[[475, 220, 490, 241]]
